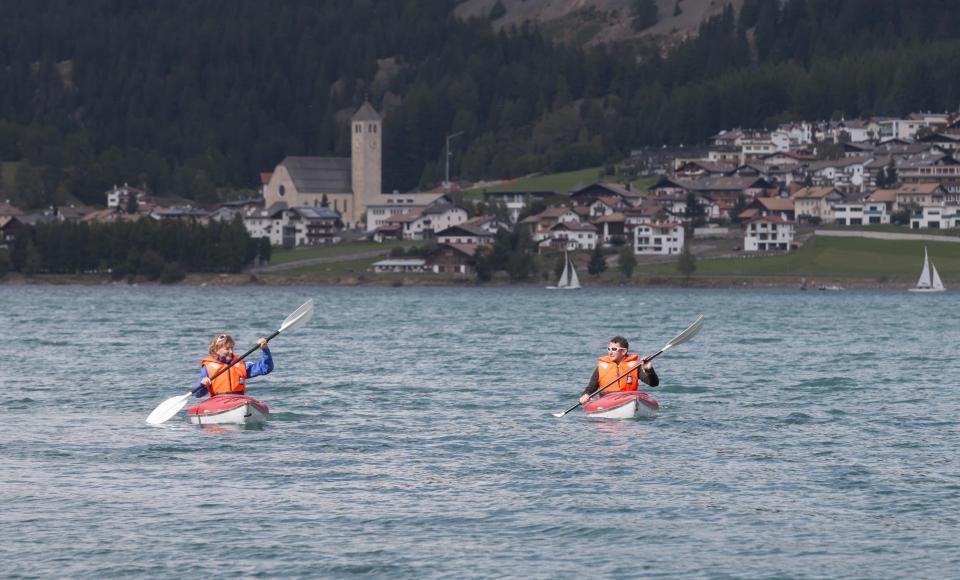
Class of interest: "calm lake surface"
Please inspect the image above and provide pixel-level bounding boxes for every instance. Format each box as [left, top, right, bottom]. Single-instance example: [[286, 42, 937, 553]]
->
[[1, 285, 958, 578]]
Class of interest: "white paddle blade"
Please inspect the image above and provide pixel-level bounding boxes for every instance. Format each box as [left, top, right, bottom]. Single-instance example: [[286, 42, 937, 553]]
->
[[145, 392, 192, 425], [665, 315, 704, 349], [278, 299, 314, 334]]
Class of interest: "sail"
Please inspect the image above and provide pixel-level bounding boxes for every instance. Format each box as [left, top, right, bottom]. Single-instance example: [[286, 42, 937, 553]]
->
[[567, 254, 581, 289], [556, 251, 570, 288], [931, 262, 945, 291], [916, 247, 932, 288]]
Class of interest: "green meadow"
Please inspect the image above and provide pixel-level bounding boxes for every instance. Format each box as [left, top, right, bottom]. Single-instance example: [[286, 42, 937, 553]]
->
[[636, 236, 960, 283]]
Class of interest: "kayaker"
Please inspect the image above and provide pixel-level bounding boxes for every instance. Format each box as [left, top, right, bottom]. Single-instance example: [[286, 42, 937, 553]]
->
[[579, 336, 658, 404], [193, 333, 274, 398]]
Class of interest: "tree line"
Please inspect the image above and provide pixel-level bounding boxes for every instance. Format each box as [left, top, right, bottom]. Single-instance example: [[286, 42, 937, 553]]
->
[[0, 217, 266, 282], [3, 0, 960, 210]]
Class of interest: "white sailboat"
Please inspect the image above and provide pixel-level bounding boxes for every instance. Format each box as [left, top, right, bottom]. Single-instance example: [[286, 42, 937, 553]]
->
[[546, 250, 581, 290], [909, 246, 946, 292]]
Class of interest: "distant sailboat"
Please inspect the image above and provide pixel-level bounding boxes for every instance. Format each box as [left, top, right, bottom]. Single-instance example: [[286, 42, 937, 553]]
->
[[546, 250, 581, 290], [909, 246, 946, 292]]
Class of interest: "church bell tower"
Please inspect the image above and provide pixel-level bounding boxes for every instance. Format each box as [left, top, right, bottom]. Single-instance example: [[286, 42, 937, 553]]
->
[[351, 102, 382, 226]]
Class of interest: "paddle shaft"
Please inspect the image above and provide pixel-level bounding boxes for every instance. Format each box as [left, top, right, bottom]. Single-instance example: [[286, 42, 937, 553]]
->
[[554, 350, 663, 417]]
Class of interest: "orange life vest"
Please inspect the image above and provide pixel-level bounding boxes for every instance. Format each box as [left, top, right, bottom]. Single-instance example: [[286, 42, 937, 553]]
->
[[201, 356, 248, 396], [596, 353, 641, 392]]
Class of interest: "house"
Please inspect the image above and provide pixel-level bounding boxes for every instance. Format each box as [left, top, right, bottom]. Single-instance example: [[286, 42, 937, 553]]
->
[[282, 206, 343, 246], [377, 201, 468, 241], [0, 201, 24, 217], [896, 153, 960, 185], [878, 117, 928, 141], [244, 202, 287, 246], [592, 213, 627, 246], [742, 216, 794, 252], [585, 196, 626, 218], [894, 182, 946, 209], [0, 216, 23, 247], [105, 183, 148, 210], [435, 223, 495, 246], [425, 243, 477, 275], [652, 176, 774, 201], [366, 193, 451, 232], [151, 207, 210, 223], [910, 205, 949, 229], [634, 222, 684, 255], [481, 190, 554, 224], [865, 189, 898, 217], [569, 182, 642, 206], [372, 258, 427, 273], [243, 203, 342, 247], [792, 187, 843, 222], [739, 197, 795, 222], [627, 145, 709, 175], [795, 157, 869, 189], [520, 206, 582, 237], [463, 214, 508, 233], [673, 160, 735, 178], [540, 221, 598, 251], [209, 199, 263, 223]]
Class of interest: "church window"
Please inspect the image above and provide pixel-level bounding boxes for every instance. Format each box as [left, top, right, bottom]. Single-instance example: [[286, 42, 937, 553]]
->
[[279, 185, 285, 197]]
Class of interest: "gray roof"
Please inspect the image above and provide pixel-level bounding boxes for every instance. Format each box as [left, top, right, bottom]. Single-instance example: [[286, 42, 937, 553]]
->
[[436, 223, 492, 237], [282, 156, 352, 193], [291, 206, 341, 220], [352, 102, 381, 122]]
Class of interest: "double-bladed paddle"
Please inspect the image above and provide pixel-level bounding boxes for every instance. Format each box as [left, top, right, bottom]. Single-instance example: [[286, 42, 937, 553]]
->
[[552, 314, 704, 418], [145, 298, 315, 425]]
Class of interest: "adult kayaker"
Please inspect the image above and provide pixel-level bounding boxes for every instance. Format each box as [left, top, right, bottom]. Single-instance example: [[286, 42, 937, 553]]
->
[[579, 336, 658, 405], [193, 333, 274, 398]]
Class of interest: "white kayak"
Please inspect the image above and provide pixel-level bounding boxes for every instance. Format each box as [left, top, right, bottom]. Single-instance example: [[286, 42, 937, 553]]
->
[[187, 394, 269, 426], [582, 391, 659, 419]]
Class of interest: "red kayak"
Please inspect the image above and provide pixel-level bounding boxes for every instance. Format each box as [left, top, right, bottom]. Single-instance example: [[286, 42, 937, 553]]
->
[[187, 394, 269, 426], [583, 391, 659, 419]]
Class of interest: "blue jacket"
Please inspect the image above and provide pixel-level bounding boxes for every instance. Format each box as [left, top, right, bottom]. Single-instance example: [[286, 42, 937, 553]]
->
[[193, 348, 273, 397]]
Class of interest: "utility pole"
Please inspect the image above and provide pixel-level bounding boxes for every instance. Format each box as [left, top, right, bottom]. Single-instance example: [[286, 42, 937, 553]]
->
[[445, 131, 464, 192]]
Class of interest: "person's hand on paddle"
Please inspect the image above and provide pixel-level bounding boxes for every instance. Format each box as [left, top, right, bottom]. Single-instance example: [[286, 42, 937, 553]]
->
[[641, 357, 653, 372], [579, 393, 591, 405], [257, 337, 268, 350]]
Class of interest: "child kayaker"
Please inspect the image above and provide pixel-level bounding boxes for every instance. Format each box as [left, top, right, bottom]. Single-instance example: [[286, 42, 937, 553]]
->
[[193, 333, 274, 398], [579, 336, 658, 404]]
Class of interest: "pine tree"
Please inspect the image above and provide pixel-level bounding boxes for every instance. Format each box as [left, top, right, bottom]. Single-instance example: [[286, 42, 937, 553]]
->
[[618, 245, 636, 279], [588, 245, 606, 276], [677, 242, 696, 279]]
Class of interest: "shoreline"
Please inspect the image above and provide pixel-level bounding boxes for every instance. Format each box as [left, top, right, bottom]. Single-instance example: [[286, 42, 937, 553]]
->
[[0, 271, 921, 290]]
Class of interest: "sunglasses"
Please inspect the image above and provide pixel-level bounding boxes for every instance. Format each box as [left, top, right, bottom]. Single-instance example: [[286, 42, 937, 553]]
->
[[607, 346, 626, 352]]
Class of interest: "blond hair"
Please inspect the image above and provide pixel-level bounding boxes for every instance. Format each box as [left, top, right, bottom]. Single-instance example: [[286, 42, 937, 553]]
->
[[208, 333, 235, 355]]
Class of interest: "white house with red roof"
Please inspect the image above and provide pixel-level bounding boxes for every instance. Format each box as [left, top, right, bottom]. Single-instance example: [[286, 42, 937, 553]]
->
[[743, 216, 794, 252], [634, 222, 685, 255], [538, 221, 597, 251], [378, 203, 468, 241]]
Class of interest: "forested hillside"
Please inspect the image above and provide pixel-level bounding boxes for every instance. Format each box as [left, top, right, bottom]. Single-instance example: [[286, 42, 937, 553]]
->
[[2, 0, 960, 209]]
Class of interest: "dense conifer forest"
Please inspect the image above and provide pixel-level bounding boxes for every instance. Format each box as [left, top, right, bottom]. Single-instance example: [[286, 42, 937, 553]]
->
[[3, 0, 960, 209]]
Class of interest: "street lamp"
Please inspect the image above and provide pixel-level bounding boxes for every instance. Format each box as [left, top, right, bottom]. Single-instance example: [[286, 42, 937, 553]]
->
[[445, 131, 464, 192]]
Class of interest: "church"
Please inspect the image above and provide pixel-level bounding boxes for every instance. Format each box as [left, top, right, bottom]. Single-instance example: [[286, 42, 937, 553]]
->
[[262, 102, 382, 228]]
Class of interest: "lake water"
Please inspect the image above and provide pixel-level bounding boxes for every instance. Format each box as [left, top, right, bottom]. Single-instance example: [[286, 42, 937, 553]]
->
[[1, 285, 958, 578]]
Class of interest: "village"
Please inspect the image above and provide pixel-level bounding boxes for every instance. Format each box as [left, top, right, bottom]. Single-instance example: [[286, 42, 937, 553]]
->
[[3, 105, 960, 279]]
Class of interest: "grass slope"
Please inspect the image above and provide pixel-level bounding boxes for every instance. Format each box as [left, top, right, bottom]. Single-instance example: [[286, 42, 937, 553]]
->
[[470, 166, 658, 195]]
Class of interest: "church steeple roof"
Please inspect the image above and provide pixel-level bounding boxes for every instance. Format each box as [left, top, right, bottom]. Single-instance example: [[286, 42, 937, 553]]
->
[[352, 101, 381, 122]]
